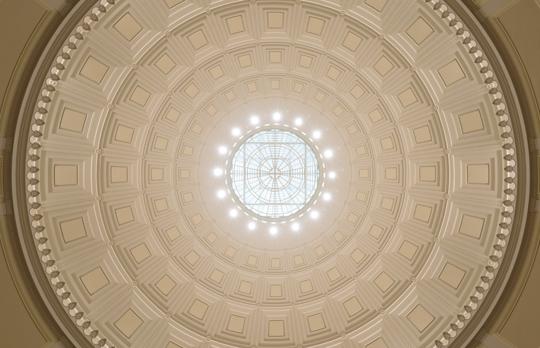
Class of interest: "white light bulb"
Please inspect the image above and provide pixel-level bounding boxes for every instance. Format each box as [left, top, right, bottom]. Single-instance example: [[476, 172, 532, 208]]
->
[[218, 146, 228, 155], [291, 222, 300, 232], [229, 209, 239, 218], [323, 149, 334, 159], [216, 190, 227, 199], [231, 127, 242, 137], [272, 111, 282, 122], [312, 130, 322, 140], [294, 117, 304, 126], [213, 167, 224, 177], [250, 115, 260, 125], [247, 221, 257, 231], [322, 192, 332, 201], [328, 171, 337, 180], [269, 226, 279, 236]]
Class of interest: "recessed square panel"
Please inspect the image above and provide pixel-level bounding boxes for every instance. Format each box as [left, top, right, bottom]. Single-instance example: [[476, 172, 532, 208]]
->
[[408, 305, 435, 332], [188, 299, 209, 320], [413, 204, 432, 223], [438, 59, 466, 86], [59, 108, 87, 133], [268, 320, 285, 337], [343, 297, 362, 316], [299, 54, 313, 68], [209, 269, 225, 284], [351, 249, 365, 263], [247, 255, 257, 266], [187, 30, 208, 50], [130, 86, 150, 106], [270, 284, 283, 297], [156, 275, 176, 295], [59, 217, 87, 243], [350, 84, 365, 99], [419, 165, 437, 182], [208, 65, 224, 79], [368, 109, 384, 123], [459, 214, 485, 239], [306, 16, 325, 36], [413, 126, 432, 144], [115, 309, 143, 338], [114, 13, 143, 41], [343, 31, 362, 51], [114, 125, 134, 144], [398, 88, 418, 107], [307, 313, 326, 332], [374, 56, 394, 76], [79, 56, 109, 84], [440, 262, 466, 289], [184, 83, 200, 98], [80, 267, 109, 295], [185, 250, 200, 266], [115, 206, 134, 225], [267, 12, 284, 29], [155, 54, 176, 74], [327, 66, 341, 80], [327, 268, 341, 281], [164, 226, 180, 241], [238, 280, 253, 295], [227, 315, 245, 333], [300, 279, 313, 293], [237, 53, 253, 68], [407, 17, 434, 45], [467, 163, 490, 184], [54, 164, 78, 186], [225, 247, 236, 259], [130, 243, 151, 263], [374, 272, 394, 292], [398, 241, 418, 260], [110, 166, 128, 183], [459, 110, 484, 134], [269, 50, 282, 63], [226, 15, 245, 34]]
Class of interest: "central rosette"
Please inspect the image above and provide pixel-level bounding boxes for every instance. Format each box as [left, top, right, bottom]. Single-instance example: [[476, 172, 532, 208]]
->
[[227, 127, 322, 222]]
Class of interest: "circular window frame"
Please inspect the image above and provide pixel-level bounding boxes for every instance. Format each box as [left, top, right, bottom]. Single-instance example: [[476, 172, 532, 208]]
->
[[225, 125, 325, 223]]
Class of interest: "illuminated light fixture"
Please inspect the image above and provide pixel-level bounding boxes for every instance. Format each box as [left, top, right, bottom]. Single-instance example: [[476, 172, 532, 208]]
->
[[312, 130, 322, 140], [231, 127, 242, 137], [291, 222, 300, 232], [216, 189, 227, 199], [272, 111, 282, 122], [309, 210, 320, 220], [322, 192, 332, 201], [229, 209, 239, 218], [213, 167, 224, 177], [323, 149, 334, 159], [249, 115, 260, 125], [328, 171, 337, 180], [247, 221, 257, 231], [269, 226, 279, 236], [294, 117, 304, 126], [218, 145, 228, 155]]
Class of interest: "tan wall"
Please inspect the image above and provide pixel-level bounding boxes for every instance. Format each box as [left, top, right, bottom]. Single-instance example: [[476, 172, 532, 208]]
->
[[469, 0, 540, 347], [0, 1, 74, 347], [0, 0, 538, 348]]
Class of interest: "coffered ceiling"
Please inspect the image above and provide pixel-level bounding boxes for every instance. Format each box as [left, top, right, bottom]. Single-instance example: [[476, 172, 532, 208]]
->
[[12, 0, 529, 347]]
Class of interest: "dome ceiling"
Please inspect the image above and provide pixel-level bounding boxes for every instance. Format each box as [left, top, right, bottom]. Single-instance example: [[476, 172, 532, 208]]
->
[[13, 0, 529, 347]]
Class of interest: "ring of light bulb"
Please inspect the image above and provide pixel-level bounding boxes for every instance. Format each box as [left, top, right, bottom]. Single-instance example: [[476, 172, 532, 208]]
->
[[212, 112, 337, 237]]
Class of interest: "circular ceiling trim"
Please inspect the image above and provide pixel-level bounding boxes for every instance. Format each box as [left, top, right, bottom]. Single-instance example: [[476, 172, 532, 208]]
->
[[11, 0, 529, 347]]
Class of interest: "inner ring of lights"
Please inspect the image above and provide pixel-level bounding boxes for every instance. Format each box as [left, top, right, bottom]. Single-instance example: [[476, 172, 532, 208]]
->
[[226, 126, 323, 222]]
